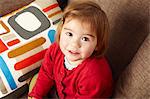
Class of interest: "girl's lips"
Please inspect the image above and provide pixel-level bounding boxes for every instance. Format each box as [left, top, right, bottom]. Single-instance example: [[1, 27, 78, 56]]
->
[[68, 50, 79, 55]]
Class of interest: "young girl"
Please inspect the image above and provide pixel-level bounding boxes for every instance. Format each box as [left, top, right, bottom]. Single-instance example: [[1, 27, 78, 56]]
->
[[29, 1, 113, 98]]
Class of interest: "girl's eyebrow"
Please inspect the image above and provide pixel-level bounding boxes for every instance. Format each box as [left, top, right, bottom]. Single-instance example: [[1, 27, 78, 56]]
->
[[64, 27, 95, 38], [64, 27, 73, 32], [83, 34, 95, 38]]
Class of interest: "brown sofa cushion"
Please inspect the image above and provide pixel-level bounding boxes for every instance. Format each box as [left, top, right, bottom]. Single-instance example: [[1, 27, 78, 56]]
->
[[114, 34, 150, 98], [0, 0, 35, 16], [97, 0, 149, 81]]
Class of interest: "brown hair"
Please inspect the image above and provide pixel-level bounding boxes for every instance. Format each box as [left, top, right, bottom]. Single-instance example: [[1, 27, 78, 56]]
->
[[56, 1, 110, 57]]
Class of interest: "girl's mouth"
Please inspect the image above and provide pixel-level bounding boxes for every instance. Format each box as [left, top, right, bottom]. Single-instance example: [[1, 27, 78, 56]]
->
[[68, 50, 79, 55]]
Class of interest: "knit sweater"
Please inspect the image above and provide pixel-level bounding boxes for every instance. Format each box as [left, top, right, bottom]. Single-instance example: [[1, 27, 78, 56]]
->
[[29, 42, 113, 99]]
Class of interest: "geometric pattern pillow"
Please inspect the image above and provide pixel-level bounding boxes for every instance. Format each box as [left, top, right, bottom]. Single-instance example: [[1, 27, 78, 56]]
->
[[0, 0, 62, 98]]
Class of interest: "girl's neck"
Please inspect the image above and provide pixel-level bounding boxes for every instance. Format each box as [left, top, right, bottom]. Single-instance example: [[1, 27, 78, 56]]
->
[[65, 56, 83, 66]]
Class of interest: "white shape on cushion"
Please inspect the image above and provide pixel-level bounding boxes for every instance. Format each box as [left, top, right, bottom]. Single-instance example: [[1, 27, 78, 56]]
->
[[0, 24, 7, 34], [15, 12, 41, 32]]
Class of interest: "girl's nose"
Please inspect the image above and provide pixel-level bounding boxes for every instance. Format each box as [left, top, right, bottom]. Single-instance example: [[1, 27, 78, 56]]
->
[[70, 38, 81, 48]]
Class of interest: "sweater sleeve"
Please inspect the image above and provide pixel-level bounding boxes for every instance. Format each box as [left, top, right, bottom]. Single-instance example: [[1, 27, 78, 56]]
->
[[28, 43, 57, 99], [75, 58, 113, 98]]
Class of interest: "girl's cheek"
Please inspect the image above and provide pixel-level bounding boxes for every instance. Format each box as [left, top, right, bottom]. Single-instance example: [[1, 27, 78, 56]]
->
[[60, 36, 68, 44], [62, 36, 67, 41]]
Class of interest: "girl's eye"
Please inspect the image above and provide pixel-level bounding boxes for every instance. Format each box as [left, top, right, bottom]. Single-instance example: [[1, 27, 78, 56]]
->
[[66, 32, 73, 37], [82, 37, 90, 41]]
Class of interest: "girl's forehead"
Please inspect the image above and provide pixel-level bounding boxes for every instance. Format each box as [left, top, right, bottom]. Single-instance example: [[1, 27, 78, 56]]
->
[[64, 17, 96, 35]]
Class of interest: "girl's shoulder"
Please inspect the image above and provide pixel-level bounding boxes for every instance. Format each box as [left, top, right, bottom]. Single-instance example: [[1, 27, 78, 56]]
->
[[47, 42, 62, 58], [48, 42, 59, 50], [83, 57, 111, 76], [48, 42, 61, 52], [85, 57, 109, 67]]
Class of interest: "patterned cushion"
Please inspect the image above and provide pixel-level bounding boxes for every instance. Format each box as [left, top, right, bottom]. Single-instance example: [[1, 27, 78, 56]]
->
[[0, 0, 62, 98], [114, 34, 150, 98]]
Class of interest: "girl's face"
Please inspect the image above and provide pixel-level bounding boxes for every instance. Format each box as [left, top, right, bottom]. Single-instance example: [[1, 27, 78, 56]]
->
[[59, 18, 97, 65]]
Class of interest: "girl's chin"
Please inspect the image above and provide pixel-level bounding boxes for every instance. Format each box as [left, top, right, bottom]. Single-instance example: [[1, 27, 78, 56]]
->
[[66, 56, 83, 63], [66, 57, 79, 62]]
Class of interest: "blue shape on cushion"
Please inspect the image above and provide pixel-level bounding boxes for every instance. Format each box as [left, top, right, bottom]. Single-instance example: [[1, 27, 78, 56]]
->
[[0, 56, 17, 90], [48, 30, 56, 43]]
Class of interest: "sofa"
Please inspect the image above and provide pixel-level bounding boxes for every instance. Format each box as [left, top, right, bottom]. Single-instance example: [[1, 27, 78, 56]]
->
[[96, 0, 149, 98], [0, 0, 149, 98]]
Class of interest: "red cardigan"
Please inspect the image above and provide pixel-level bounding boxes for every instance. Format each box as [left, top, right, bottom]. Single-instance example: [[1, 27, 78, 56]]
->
[[29, 42, 113, 99]]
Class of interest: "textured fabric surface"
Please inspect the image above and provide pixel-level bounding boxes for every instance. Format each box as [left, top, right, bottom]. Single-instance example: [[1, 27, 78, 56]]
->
[[114, 34, 150, 98], [99, 0, 149, 81], [0, 0, 35, 16]]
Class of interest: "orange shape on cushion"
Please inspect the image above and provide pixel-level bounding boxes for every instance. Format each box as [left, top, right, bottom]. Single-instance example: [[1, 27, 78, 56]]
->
[[8, 37, 46, 58], [7, 39, 20, 47], [0, 39, 8, 53], [14, 49, 47, 70]]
